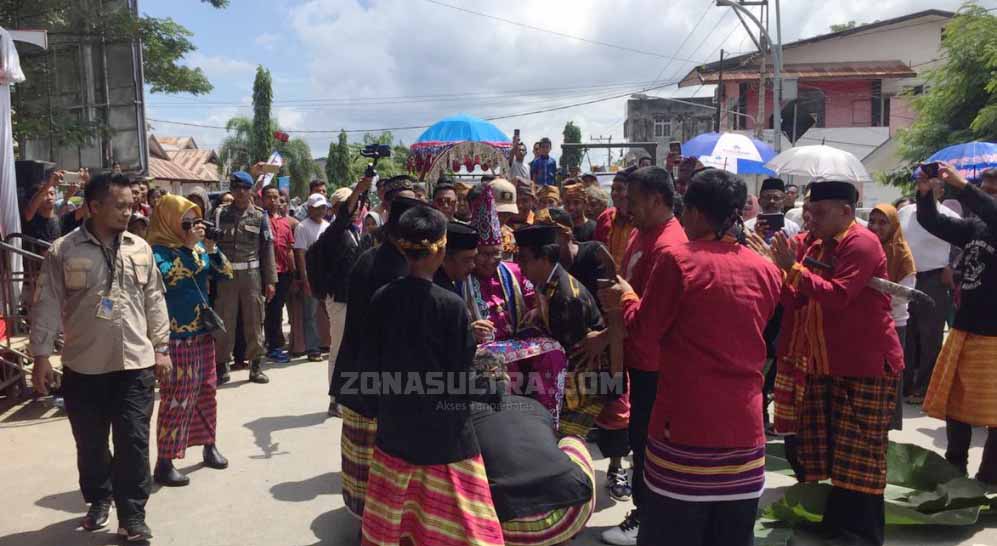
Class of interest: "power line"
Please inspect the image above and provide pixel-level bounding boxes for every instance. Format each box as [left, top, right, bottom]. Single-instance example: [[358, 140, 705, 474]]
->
[[421, 0, 705, 63], [149, 80, 681, 134], [652, 0, 715, 82]]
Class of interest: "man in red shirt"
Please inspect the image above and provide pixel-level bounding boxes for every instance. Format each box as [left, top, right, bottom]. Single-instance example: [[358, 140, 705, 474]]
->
[[605, 168, 782, 546], [598, 166, 688, 546], [262, 186, 295, 363], [772, 181, 903, 546]]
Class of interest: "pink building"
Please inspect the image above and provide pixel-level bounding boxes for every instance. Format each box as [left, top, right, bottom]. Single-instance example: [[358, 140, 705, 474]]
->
[[678, 10, 952, 137]]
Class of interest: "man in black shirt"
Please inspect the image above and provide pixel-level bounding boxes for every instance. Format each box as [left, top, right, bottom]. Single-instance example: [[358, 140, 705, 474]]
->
[[469, 351, 596, 545], [358, 205, 506, 545], [563, 182, 596, 242], [434, 222, 478, 295]]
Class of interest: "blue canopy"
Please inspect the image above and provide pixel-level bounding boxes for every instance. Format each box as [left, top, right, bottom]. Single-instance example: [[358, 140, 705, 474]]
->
[[414, 114, 510, 145]]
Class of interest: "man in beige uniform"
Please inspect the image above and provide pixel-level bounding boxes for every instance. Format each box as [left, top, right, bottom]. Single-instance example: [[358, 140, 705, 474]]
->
[[31, 173, 172, 543], [214, 171, 277, 384]]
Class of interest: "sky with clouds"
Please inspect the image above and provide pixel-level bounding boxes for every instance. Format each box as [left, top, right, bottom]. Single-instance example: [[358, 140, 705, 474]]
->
[[143, 0, 994, 163]]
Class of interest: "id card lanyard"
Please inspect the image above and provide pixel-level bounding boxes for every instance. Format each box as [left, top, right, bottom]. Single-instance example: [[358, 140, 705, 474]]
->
[[96, 237, 119, 320]]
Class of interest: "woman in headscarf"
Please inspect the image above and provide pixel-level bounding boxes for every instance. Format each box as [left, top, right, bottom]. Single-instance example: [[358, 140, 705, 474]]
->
[[867, 203, 916, 428], [148, 195, 235, 487], [185, 186, 212, 220]]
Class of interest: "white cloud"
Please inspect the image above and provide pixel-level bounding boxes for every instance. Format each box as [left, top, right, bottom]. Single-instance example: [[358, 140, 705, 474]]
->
[[168, 0, 986, 159], [255, 32, 280, 50], [184, 52, 256, 78]]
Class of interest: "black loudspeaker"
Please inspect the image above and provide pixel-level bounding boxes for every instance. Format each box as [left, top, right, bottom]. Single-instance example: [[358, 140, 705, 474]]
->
[[15, 160, 53, 208]]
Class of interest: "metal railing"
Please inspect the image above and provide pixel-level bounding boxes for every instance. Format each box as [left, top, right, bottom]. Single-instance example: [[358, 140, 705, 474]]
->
[[0, 234, 51, 399]]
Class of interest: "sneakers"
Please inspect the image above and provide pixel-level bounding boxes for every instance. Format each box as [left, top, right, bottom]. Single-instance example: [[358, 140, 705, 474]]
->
[[81, 499, 111, 531], [118, 521, 153, 542], [601, 509, 639, 546], [267, 348, 290, 363], [607, 467, 632, 502]]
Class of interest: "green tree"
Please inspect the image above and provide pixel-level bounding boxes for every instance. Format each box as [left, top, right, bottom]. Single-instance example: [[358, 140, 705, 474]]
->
[[898, 5, 997, 165], [2, 0, 223, 147], [830, 21, 857, 32], [561, 121, 582, 173], [326, 130, 356, 189], [251, 66, 274, 164]]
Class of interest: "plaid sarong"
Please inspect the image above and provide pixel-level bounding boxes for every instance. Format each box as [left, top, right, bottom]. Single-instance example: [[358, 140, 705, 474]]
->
[[157, 334, 217, 459], [361, 450, 505, 546], [797, 374, 896, 495], [501, 436, 595, 546], [342, 406, 378, 519]]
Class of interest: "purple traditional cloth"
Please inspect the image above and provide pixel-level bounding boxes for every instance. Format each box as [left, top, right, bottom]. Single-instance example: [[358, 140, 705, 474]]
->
[[481, 337, 568, 423], [157, 334, 217, 460]]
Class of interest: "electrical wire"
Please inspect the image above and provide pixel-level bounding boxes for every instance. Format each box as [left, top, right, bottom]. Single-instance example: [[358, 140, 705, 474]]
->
[[421, 0, 705, 63]]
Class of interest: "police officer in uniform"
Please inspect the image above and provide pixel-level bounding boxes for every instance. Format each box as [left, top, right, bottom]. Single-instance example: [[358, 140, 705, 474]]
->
[[214, 171, 277, 384]]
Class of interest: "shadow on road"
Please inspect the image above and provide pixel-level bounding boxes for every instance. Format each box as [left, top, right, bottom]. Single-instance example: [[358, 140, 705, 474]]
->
[[271, 471, 342, 502], [307, 506, 361, 545], [0, 517, 119, 546], [34, 490, 83, 514], [243, 411, 329, 459]]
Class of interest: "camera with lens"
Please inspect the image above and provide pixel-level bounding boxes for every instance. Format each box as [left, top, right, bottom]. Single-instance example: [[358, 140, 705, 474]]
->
[[183, 219, 222, 241]]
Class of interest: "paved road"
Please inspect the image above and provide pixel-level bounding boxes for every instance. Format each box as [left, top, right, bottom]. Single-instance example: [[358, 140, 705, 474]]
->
[[1, 355, 995, 546]]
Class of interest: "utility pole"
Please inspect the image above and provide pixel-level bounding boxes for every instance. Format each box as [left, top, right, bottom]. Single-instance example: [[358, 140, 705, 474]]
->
[[755, 3, 767, 138], [715, 49, 724, 132], [716, 0, 782, 150], [591, 135, 613, 169]]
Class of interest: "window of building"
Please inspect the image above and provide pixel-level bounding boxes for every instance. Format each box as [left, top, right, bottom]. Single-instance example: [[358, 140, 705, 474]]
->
[[654, 119, 672, 138]]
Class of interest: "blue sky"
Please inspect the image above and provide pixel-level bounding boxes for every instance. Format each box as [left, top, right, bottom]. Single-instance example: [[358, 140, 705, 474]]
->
[[142, 0, 994, 162]]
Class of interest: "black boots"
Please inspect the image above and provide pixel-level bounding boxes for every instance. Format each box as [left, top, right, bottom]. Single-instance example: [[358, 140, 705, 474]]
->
[[203, 444, 229, 469], [154, 459, 189, 487], [216, 362, 231, 385], [249, 359, 269, 384]]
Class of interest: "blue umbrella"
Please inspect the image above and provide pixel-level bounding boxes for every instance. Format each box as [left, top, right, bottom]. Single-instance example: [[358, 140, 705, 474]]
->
[[682, 132, 777, 175], [414, 114, 510, 145], [924, 141, 997, 181]]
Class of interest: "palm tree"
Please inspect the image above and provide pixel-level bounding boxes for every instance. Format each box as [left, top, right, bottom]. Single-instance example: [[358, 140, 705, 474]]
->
[[217, 115, 322, 198]]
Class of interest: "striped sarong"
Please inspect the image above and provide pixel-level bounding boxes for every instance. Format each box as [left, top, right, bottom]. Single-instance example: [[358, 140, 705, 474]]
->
[[156, 334, 217, 460], [342, 406, 378, 519], [798, 374, 896, 495], [361, 449, 505, 546], [923, 329, 997, 427], [501, 436, 596, 546], [643, 436, 766, 502]]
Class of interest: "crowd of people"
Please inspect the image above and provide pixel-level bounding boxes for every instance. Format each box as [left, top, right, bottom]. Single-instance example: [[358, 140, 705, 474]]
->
[[20, 138, 997, 545]]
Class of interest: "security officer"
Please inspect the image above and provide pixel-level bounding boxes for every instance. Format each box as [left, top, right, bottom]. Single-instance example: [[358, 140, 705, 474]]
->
[[214, 171, 277, 384]]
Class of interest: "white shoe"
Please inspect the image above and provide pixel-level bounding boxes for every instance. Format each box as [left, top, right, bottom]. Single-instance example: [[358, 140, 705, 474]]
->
[[601, 509, 639, 545]]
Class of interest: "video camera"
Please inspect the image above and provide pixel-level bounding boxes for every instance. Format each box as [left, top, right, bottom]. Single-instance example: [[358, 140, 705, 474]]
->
[[360, 144, 392, 178]]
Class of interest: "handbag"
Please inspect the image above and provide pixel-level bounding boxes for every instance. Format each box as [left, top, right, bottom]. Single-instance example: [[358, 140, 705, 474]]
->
[[174, 248, 227, 335]]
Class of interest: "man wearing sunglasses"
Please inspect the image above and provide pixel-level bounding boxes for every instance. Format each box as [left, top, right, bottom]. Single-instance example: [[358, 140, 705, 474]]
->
[[212, 171, 277, 385]]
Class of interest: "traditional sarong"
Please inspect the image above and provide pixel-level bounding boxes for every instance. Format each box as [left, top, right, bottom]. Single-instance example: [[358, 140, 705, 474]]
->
[[482, 338, 567, 423], [501, 436, 596, 546], [361, 449, 506, 546], [797, 374, 896, 495], [923, 329, 997, 427], [772, 355, 808, 435], [157, 334, 217, 460], [342, 405, 378, 519]]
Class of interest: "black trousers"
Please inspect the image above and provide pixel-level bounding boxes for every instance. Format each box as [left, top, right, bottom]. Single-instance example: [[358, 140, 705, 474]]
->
[[823, 486, 885, 546], [945, 419, 997, 481], [62, 367, 155, 525], [637, 492, 758, 546], [265, 273, 292, 351], [629, 369, 658, 518], [904, 269, 951, 395]]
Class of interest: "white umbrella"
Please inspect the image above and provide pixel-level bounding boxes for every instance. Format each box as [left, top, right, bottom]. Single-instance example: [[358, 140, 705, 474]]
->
[[765, 145, 871, 184]]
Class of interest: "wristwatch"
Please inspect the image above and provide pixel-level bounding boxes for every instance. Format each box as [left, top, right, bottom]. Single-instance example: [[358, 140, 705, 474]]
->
[[154, 345, 170, 355]]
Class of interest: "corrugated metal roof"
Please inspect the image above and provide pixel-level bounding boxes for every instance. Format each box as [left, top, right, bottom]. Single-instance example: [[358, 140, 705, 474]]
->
[[692, 61, 916, 85], [148, 157, 211, 183], [168, 149, 220, 182]]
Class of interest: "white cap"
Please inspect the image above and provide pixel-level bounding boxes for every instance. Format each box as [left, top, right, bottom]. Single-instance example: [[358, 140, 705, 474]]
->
[[306, 193, 329, 209]]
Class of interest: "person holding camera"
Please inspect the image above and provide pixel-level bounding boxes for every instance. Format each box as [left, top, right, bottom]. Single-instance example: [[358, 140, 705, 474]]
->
[[213, 171, 278, 385], [147, 195, 234, 487], [29, 173, 171, 542]]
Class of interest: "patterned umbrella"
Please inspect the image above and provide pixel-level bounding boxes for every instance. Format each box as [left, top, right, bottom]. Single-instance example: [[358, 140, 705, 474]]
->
[[681, 132, 777, 175], [409, 114, 513, 180], [923, 141, 997, 181]]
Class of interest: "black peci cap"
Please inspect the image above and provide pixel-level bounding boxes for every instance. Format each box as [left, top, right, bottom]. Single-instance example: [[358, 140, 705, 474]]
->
[[446, 222, 479, 251], [513, 224, 559, 249]]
